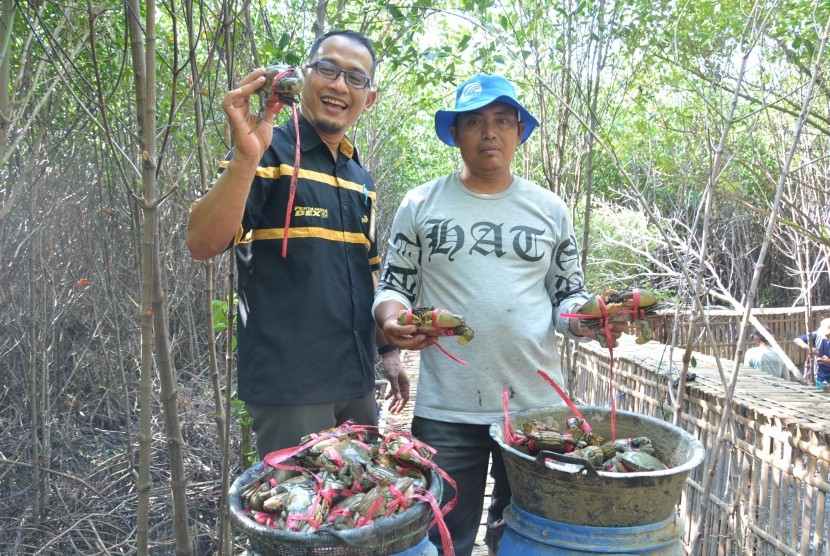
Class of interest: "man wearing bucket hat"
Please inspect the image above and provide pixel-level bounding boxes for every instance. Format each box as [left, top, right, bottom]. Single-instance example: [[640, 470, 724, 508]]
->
[[373, 74, 623, 555], [794, 317, 830, 390]]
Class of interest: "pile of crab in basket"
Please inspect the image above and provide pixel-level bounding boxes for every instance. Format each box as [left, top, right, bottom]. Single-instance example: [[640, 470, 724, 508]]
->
[[235, 421, 456, 554]]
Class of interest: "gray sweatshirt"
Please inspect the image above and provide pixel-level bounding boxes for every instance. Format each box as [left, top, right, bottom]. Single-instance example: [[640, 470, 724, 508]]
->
[[374, 173, 590, 425]]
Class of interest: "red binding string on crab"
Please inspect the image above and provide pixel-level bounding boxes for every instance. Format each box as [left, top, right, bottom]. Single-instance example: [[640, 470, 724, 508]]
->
[[596, 296, 617, 441], [385, 482, 413, 514], [536, 369, 592, 435], [502, 388, 523, 445], [281, 107, 301, 258], [403, 308, 468, 365], [263, 423, 458, 556], [264, 68, 303, 259], [560, 289, 652, 442], [379, 429, 458, 556]]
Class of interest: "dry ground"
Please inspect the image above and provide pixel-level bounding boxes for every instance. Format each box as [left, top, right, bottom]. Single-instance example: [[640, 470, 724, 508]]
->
[[0, 350, 490, 555]]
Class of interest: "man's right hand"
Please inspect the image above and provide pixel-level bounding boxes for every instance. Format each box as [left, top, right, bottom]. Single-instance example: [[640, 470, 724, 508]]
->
[[187, 68, 285, 260], [375, 302, 432, 352], [221, 68, 281, 163]]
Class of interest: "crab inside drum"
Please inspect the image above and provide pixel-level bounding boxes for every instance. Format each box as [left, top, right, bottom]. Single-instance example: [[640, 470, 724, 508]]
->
[[489, 406, 704, 555]]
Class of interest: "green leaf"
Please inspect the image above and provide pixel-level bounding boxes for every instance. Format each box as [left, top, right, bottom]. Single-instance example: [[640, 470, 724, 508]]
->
[[690, 356, 697, 368], [386, 3, 405, 20], [804, 39, 816, 58]]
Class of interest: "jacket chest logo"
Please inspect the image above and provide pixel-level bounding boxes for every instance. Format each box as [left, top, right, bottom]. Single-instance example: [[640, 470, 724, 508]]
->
[[293, 206, 329, 218]]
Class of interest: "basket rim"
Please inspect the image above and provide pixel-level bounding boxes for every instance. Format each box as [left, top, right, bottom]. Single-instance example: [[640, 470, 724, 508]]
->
[[228, 461, 441, 543], [489, 405, 705, 479]]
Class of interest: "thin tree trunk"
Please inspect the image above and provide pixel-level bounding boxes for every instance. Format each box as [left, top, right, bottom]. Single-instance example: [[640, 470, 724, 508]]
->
[[26, 187, 41, 523], [0, 0, 11, 152], [21, 104, 55, 526], [218, 2, 237, 553], [315, 0, 329, 37], [184, 0, 230, 550], [140, 0, 192, 551], [39, 224, 52, 517], [152, 224, 194, 555], [580, 0, 612, 269], [125, 0, 193, 552], [125, 0, 152, 551], [687, 3, 809, 556]]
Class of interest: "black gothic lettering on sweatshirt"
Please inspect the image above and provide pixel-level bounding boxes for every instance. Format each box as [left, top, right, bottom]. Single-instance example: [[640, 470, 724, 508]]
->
[[385, 231, 422, 301], [552, 234, 585, 301], [469, 222, 505, 257], [386, 222, 582, 300], [425, 218, 465, 261], [511, 225, 546, 262]]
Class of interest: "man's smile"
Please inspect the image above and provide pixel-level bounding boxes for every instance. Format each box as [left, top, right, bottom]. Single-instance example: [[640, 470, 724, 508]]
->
[[322, 96, 348, 109]]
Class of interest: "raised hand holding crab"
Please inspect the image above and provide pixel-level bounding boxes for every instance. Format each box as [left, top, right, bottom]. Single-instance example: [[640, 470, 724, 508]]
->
[[575, 288, 661, 347]]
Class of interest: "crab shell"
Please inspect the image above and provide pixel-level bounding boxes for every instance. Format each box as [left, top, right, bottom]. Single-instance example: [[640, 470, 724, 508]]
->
[[613, 451, 667, 472], [397, 306, 466, 329], [528, 431, 575, 454], [258, 64, 304, 107], [612, 436, 655, 454], [522, 419, 560, 435], [580, 289, 660, 317], [397, 307, 475, 344], [326, 494, 363, 529], [384, 435, 432, 469], [284, 481, 328, 532]]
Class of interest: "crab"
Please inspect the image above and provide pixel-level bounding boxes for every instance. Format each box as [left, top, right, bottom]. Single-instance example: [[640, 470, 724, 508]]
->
[[283, 478, 327, 532], [251, 64, 304, 131], [571, 443, 618, 468], [609, 450, 667, 472], [516, 420, 577, 453], [397, 306, 475, 344], [612, 436, 655, 454], [579, 289, 661, 347]]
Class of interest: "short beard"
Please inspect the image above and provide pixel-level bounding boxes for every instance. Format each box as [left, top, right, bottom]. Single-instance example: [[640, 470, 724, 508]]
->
[[312, 116, 344, 135]]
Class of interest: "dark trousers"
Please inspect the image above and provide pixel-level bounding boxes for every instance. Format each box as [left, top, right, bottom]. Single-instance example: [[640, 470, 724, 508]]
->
[[412, 416, 511, 556], [246, 392, 377, 458]]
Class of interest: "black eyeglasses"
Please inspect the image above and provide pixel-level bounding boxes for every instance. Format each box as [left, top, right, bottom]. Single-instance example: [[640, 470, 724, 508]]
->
[[307, 60, 371, 90]]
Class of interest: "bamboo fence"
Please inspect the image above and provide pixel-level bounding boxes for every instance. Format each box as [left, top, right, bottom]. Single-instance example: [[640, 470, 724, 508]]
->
[[643, 305, 830, 366], [564, 335, 830, 556]]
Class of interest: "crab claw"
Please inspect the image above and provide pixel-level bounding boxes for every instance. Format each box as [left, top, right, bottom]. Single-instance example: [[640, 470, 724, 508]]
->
[[635, 319, 653, 345]]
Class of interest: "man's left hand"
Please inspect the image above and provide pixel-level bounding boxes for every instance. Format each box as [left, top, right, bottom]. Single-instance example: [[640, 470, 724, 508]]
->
[[381, 351, 410, 414]]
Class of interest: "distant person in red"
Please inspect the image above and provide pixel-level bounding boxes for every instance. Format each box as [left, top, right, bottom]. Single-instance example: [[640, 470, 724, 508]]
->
[[794, 318, 830, 390]]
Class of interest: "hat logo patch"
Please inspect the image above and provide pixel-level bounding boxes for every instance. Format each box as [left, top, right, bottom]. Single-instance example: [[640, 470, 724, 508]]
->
[[458, 83, 482, 105]]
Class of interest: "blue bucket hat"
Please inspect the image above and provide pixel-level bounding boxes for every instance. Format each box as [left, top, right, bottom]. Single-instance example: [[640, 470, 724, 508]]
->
[[434, 74, 539, 147]]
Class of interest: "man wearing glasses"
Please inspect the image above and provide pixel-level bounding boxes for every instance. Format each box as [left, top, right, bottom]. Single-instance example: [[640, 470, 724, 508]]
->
[[187, 29, 408, 457]]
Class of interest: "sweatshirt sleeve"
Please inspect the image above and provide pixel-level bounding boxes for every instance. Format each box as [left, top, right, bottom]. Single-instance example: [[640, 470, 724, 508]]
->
[[373, 192, 422, 314], [545, 202, 590, 338]]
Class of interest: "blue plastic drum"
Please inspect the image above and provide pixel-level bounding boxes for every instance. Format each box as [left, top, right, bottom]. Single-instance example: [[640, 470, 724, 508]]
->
[[498, 503, 684, 555]]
